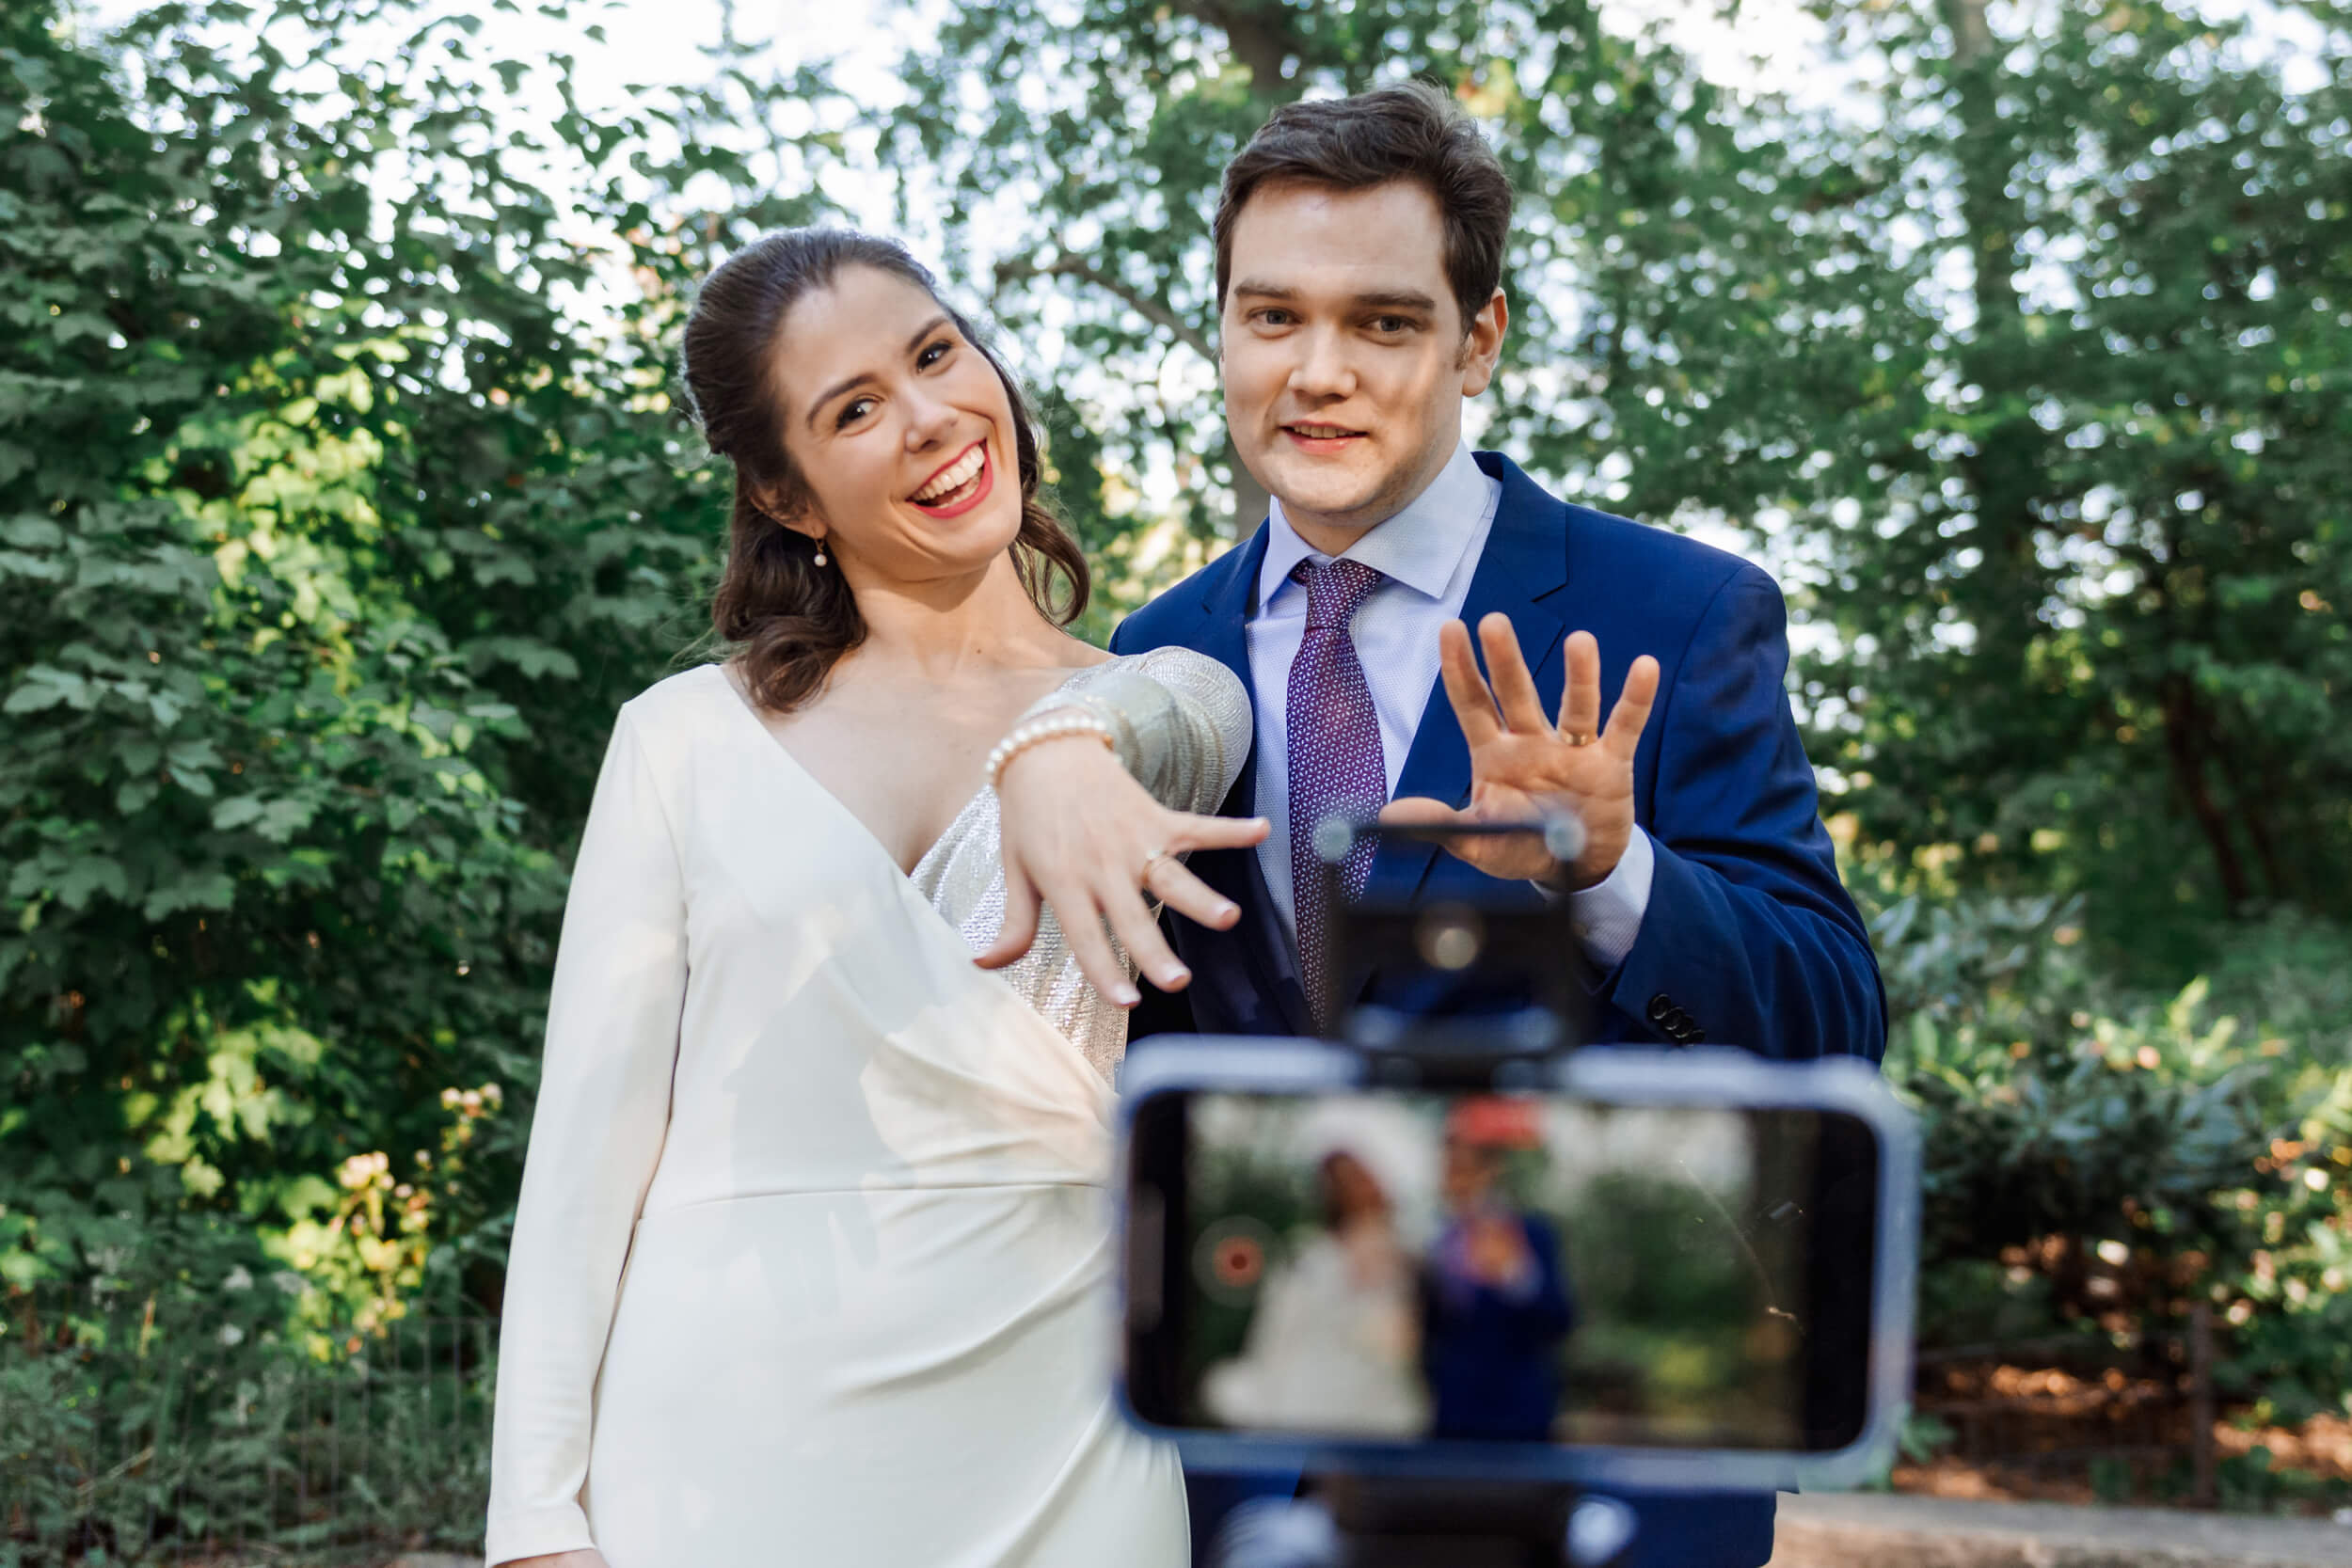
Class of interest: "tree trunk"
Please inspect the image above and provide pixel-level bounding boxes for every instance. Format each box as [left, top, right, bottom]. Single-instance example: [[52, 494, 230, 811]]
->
[[2213, 737, 2290, 903], [1938, 0, 2045, 693], [1173, 0, 1308, 534], [2159, 673, 2253, 907], [1183, 0, 1294, 97]]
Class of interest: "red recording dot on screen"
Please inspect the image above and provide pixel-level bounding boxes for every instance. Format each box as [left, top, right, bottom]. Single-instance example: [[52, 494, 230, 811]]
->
[[1213, 1235, 1264, 1289]]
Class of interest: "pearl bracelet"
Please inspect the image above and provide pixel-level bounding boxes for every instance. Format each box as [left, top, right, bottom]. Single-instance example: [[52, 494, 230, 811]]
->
[[985, 710, 1117, 792]]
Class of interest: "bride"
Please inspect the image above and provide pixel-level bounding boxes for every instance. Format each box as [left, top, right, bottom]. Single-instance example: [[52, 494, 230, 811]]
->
[[485, 229, 1263, 1568]]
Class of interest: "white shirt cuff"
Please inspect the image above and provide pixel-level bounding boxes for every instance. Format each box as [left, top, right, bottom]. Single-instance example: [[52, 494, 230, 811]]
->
[[1564, 827, 1653, 971]]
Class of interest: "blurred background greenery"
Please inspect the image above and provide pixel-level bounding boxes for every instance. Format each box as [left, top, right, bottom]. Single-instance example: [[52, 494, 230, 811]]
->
[[2, 0, 2348, 1553]]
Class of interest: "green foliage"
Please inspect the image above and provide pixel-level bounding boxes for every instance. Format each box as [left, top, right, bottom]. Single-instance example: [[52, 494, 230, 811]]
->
[[1896, 974, 2269, 1271], [3, 0, 2346, 1526], [1870, 883, 2352, 1413], [1792, 0, 2352, 969], [0, 0, 838, 1307], [0, 4, 849, 1544]]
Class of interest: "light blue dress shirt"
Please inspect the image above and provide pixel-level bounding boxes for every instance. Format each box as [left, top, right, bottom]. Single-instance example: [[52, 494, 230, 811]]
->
[[1245, 442, 1655, 968]]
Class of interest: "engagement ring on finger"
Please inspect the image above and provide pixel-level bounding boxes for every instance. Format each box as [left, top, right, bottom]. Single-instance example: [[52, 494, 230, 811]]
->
[[1564, 729, 1597, 747], [1140, 847, 1173, 883]]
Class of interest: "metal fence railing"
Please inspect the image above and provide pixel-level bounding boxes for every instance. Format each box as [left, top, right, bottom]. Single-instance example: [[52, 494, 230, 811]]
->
[[3, 1282, 494, 1566], [7, 1275, 2266, 1557]]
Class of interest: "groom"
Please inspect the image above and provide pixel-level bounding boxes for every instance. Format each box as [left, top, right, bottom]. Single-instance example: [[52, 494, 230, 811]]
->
[[1008, 83, 1884, 1567]]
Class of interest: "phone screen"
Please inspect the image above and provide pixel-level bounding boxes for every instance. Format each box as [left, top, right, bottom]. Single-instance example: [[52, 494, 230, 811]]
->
[[1124, 1089, 1878, 1454]]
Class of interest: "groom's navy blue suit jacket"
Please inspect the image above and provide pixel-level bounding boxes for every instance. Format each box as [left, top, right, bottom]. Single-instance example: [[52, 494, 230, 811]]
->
[[1108, 451, 1886, 1568]]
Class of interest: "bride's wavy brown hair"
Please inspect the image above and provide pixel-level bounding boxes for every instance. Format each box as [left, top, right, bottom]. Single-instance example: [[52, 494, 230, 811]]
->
[[679, 229, 1090, 712]]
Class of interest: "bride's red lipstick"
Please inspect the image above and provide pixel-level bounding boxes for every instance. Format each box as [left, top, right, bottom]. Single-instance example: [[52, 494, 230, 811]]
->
[[909, 442, 994, 519]]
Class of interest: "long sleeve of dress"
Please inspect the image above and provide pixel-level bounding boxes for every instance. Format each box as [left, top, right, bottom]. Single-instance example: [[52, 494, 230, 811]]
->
[[1028, 647, 1253, 816], [485, 708, 688, 1566]]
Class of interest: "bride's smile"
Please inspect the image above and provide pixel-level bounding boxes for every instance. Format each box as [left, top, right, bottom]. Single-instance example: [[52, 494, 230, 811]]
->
[[907, 439, 992, 515]]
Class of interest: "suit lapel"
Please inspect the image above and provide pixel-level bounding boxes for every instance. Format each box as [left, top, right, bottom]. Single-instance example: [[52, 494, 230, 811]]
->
[[1193, 522, 1268, 819], [1362, 452, 1571, 907], [1161, 458, 1577, 1032], [1185, 526, 1315, 1036]]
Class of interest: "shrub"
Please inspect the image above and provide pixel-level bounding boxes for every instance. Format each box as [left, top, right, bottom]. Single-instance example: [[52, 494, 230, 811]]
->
[[1870, 889, 2352, 1416]]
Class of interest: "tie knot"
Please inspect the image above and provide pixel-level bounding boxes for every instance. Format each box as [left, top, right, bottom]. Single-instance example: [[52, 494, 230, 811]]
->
[[1292, 557, 1383, 631]]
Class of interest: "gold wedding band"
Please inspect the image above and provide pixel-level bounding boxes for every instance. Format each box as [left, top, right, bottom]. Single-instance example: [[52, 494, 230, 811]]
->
[[1140, 847, 1174, 884], [1564, 729, 1597, 748]]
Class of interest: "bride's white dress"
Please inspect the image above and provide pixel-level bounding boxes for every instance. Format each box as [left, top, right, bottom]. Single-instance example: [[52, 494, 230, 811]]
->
[[485, 653, 1249, 1568]]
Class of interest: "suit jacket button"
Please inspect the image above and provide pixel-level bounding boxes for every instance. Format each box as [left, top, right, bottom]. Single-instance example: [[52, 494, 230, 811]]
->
[[1647, 994, 1675, 1023], [1686, 1028, 1707, 1044]]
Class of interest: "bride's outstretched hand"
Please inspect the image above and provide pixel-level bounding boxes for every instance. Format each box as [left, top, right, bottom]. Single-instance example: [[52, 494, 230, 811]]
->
[[980, 733, 1269, 1006]]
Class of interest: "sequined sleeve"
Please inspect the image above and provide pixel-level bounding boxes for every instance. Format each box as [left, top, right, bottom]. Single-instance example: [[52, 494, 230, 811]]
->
[[1023, 648, 1252, 816]]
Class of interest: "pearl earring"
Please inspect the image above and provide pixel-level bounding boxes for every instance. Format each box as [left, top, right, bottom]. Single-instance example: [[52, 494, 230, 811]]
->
[[813, 542, 829, 567]]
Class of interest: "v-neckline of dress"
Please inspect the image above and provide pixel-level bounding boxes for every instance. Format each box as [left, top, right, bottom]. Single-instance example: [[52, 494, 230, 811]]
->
[[705, 659, 1093, 884], [698, 660, 1125, 1098]]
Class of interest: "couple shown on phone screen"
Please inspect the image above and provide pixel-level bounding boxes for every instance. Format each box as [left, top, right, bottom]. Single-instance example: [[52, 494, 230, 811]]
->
[[1205, 1097, 1573, 1445]]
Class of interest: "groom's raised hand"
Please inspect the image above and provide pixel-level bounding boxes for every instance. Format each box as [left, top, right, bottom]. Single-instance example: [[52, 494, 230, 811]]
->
[[1381, 614, 1660, 888]]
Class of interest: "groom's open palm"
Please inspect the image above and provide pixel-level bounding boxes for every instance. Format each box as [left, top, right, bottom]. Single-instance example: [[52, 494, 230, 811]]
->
[[1382, 614, 1661, 888]]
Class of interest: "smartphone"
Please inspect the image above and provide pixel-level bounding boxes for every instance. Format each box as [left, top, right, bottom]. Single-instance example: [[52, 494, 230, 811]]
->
[[1116, 1040, 1915, 1493]]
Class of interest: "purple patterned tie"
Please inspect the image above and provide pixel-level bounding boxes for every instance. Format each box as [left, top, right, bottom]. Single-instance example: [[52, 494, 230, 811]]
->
[[1287, 557, 1387, 1031]]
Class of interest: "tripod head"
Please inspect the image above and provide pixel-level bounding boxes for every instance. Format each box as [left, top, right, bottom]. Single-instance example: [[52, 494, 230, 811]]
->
[[1314, 816, 1593, 1073]]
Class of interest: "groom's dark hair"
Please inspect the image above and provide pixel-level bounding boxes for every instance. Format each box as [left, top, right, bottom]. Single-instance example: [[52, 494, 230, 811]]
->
[[1213, 81, 1513, 336]]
